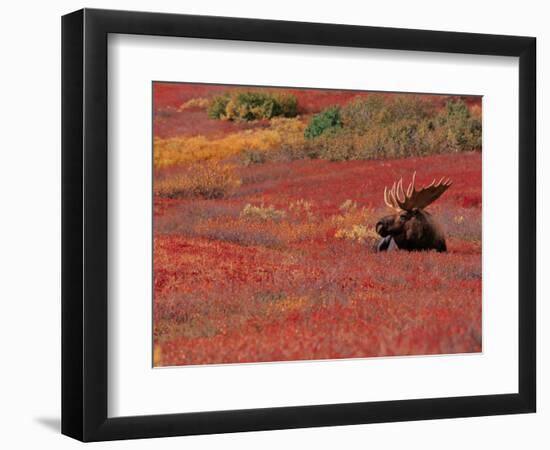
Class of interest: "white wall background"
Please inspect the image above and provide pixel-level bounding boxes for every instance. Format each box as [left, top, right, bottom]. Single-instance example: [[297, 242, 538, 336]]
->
[[0, 1, 546, 448]]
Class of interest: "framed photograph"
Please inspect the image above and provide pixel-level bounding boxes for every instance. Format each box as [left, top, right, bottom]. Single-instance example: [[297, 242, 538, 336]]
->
[[61, 8, 536, 442]]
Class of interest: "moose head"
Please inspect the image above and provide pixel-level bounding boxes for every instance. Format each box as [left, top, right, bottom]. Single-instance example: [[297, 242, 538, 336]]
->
[[376, 172, 452, 252]]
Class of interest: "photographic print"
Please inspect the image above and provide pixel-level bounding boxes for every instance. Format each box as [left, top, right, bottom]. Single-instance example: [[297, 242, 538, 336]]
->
[[153, 82, 482, 367]]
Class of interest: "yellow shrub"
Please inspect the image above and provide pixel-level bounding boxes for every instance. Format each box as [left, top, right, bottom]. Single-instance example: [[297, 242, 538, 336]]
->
[[154, 130, 277, 168], [155, 161, 241, 199], [154, 118, 306, 169], [271, 118, 309, 159], [269, 117, 306, 134]]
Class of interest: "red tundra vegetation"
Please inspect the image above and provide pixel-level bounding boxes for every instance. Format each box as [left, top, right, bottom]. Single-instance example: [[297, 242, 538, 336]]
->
[[153, 83, 482, 367]]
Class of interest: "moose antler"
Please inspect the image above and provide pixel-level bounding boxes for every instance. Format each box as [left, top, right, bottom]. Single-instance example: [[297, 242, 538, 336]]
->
[[384, 172, 452, 211]]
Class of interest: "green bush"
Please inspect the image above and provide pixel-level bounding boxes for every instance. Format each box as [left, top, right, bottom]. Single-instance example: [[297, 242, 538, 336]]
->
[[207, 91, 297, 121], [207, 94, 230, 119], [304, 106, 343, 139]]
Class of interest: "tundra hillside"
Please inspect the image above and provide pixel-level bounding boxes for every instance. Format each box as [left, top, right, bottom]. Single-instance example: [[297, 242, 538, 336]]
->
[[153, 84, 482, 366]]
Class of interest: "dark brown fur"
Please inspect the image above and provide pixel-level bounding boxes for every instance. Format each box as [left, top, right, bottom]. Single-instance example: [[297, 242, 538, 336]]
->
[[376, 209, 447, 252]]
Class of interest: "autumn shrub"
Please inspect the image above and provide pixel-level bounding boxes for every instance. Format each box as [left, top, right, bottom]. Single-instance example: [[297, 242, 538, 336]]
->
[[381, 94, 436, 123], [207, 94, 230, 119], [155, 161, 241, 199], [304, 106, 342, 138], [314, 130, 367, 161], [208, 91, 297, 121], [276, 118, 315, 160], [437, 100, 482, 152], [238, 118, 311, 165], [340, 94, 386, 132]]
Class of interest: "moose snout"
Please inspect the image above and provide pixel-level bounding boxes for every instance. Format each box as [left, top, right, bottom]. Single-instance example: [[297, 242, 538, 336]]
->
[[376, 221, 388, 237]]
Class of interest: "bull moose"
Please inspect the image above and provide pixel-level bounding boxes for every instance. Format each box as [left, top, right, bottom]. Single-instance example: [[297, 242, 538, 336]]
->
[[376, 172, 452, 252]]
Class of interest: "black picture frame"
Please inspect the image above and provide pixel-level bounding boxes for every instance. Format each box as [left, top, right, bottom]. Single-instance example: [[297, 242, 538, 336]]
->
[[62, 8, 536, 442]]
